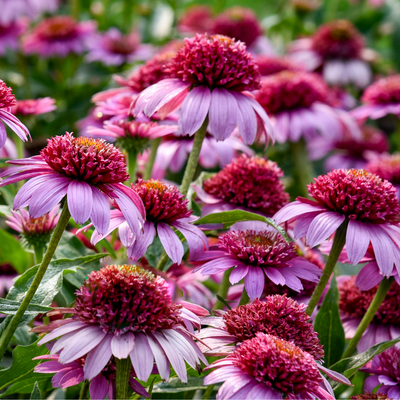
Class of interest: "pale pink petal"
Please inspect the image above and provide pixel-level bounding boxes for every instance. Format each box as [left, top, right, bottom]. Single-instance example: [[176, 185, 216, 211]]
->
[[67, 180, 93, 224], [306, 212, 345, 248], [346, 219, 370, 265], [264, 267, 285, 286], [273, 201, 325, 225], [157, 222, 184, 264], [38, 321, 86, 345], [127, 221, 156, 261], [171, 221, 208, 260], [293, 212, 321, 239], [231, 92, 257, 145], [355, 262, 383, 291], [244, 266, 265, 300], [84, 334, 113, 381], [147, 333, 170, 381], [111, 332, 135, 359], [130, 333, 154, 382], [229, 265, 250, 284], [90, 374, 109, 400], [90, 187, 110, 235]]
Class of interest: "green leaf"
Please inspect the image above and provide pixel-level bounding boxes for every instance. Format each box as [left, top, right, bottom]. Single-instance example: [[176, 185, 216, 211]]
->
[[0, 229, 31, 274], [30, 382, 41, 400], [152, 376, 210, 393], [0, 205, 12, 218], [0, 298, 52, 315], [0, 339, 48, 393], [145, 236, 164, 268], [329, 337, 400, 389], [194, 210, 289, 242], [215, 295, 232, 310], [54, 230, 95, 259], [314, 276, 345, 367], [6, 253, 107, 327]]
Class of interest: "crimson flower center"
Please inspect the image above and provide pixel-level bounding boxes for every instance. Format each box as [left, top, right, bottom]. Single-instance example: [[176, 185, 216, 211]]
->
[[0, 80, 16, 109], [36, 16, 79, 40], [362, 75, 400, 105]]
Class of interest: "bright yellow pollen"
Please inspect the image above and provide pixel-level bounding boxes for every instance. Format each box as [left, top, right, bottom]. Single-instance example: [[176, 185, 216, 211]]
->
[[116, 264, 154, 279]]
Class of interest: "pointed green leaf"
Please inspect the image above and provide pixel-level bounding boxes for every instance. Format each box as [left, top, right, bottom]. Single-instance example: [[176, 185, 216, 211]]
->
[[30, 382, 41, 400]]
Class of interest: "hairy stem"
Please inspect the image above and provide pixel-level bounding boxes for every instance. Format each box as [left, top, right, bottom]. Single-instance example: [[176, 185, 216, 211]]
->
[[342, 277, 394, 358], [116, 357, 132, 400], [0, 204, 71, 361], [143, 138, 161, 180], [306, 220, 348, 316], [33, 245, 44, 265], [214, 268, 233, 310]]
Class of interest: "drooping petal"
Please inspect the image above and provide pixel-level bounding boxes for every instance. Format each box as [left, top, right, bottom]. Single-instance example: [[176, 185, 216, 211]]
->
[[171, 221, 208, 260], [67, 180, 93, 224], [90, 374, 109, 400], [231, 92, 257, 145], [179, 86, 211, 136], [273, 201, 325, 225], [157, 222, 184, 264], [111, 332, 135, 359], [208, 88, 238, 141], [229, 265, 250, 284], [84, 334, 113, 381], [293, 212, 322, 240], [127, 221, 156, 261], [38, 321, 86, 345], [244, 266, 265, 300], [146, 333, 170, 381], [130, 333, 154, 382], [90, 187, 110, 235], [346, 219, 370, 265], [355, 262, 383, 291], [306, 212, 345, 248], [0, 122, 6, 149]]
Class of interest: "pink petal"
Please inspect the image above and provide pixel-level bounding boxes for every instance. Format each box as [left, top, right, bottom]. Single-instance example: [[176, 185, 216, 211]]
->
[[67, 180, 93, 224], [90, 374, 109, 400], [90, 187, 110, 235], [157, 222, 184, 264], [231, 92, 257, 145], [111, 332, 135, 359], [355, 262, 383, 291], [130, 333, 154, 382], [38, 321, 86, 345], [244, 266, 265, 300], [84, 334, 113, 381], [171, 221, 208, 260], [306, 212, 345, 248], [147, 333, 170, 381], [273, 201, 325, 225], [229, 265, 250, 284], [346, 219, 370, 265], [127, 221, 156, 261]]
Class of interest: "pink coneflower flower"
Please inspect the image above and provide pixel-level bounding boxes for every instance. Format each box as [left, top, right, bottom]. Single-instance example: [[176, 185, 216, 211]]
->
[[11, 97, 56, 116], [274, 169, 400, 277], [0, 19, 26, 55], [308, 125, 389, 171], [0, 137, 17, 158], [338, 275, 400, 353], [194, 155, 289, 217], [89, 179, 208, 264], [0, 0, 58, 24], [92, 93, 134, 122], [352, 75, 400, 121], [0, 80, 30, 149], [255, 55, 303, 77], [204, 333, 336, 400], [85, 28, 153, 66], [133, 34, 273, 145], [34, 265, 208, 383], [351, 394, 390, 400], [22, 16, 96, 57], [177, 5, 214, 34], [289, 20, 372, 88], [152, 133, 254, 179], [6, 205, 60, 247], [193, 230, 322, 300], [197, 295, 324, 358], [366, 154, 400, 198], [34, 353, 149, 399], [256, 70, 359, 143], [0, 133, 145, 236], [361, 348, 400, 397]]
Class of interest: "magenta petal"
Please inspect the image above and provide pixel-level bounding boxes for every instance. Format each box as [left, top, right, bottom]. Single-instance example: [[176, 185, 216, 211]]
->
[[111, 332, 135, 359], [355, 262, 383, 291], [130, 378, 150, 398], [179, 86, 211, 136], [293, 212, 321, 239], [273, 201, 325, 225], [229, 265, 250, 284], [231, 92, 257, 145], [84, 334, 113, 381], [0, 122, 6, 149], [244, 266, 265, 300], [130, 333, 154, 382], [67, 180, 93, 224], [90, 374, 109, 400], [29, 177, 70, 218], [34, 361, 66, 374], [364, 376, 381, 393], [171, 221, 208, 260], [90, 188, 110, 235], [208, 88, 238, 141], [58, 368, 85, 389], [306, 212, 345, 248], [127, 221, 156, 261], [346, 219, 370, 265], [264, 267, 285, 286], [157, 222, 184, 264]]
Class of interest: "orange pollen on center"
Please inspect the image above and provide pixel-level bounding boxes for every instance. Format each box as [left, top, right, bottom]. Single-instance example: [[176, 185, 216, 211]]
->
[[245, 234, 273, 247], [144, 180, 167, 193], [72, 137, 105, 152], [274, 338, 302, 357]]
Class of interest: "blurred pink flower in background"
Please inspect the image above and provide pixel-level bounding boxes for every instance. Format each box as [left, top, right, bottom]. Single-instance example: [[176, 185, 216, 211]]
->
[[0, 19, 26, 55], [11, 97, 56, 116], [0, 0, 58, 24]]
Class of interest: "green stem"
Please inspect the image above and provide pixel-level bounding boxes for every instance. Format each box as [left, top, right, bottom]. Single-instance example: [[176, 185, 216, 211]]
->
[[128, 150, 138, 184], [70, 0, 80, 19], [0, 204, 71, 361], [33, 245, 44, 264], [305, 220, 348, 316], [116, 358, 132, 400], [324, 0, 341, 22], [289, 139, 315, 199], [213, 268, 233, 310], [202, 384, 215, 400], [79, 380, 89, 400], [156, 251, 169, 271], [180, 119, 208, 197], [143, 138, 161, 180], [123, 0, 134, 32], [342, 277, 394, 358], [238, 288, 250, 306]]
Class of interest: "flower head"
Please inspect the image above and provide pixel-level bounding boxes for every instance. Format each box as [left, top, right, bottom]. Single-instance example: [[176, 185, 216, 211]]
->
[[213, 7, 263, 48], [0, 79, 16, 110], [0, 133, 145, 236], [350, 394, 390, 400], [22, 16, 96, 57], [89, 179, 208, 264], [197, 155, 289, 216], [274, 169, 400, 277], [0, 19, 26, 55], [194, 229, 321, 300], [0, 0, 58, 24], [35, 265, 208, 383], [361, 348, 400, 398], [177, 5, 214, 34], [366, 154, 400, 190], [11, 97, 56, 116], [255, 55, 303, 77], [311, 20, 365, 59], [133, 34, 273, 145], [6, 205, 60, 248], [204, 333, 334, 400]]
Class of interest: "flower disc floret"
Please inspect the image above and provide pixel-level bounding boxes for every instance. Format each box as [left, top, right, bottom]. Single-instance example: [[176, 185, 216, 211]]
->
[[219, 230, 297, 267], [172, 34, 261, 91], [35, 16, 79, 40], [132, 179, 191, 223], [223, 296, 324, 359], [339, 276, 400, 325], [213, 7, 262, 48], [203, 155, 289, 214], [0, 80, 16, 109], [231, 333, 322, 395], [256, 71, 328, 115], [255, 56, 302, 77], [40, 133, 129, 184], [104, 33, 138, 55], [74, 265, 183, 335], [366, 154, 400, 185], [362, 75, 400, 105], [311, 20, 364, 59], [306, 169, 400, 224]]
